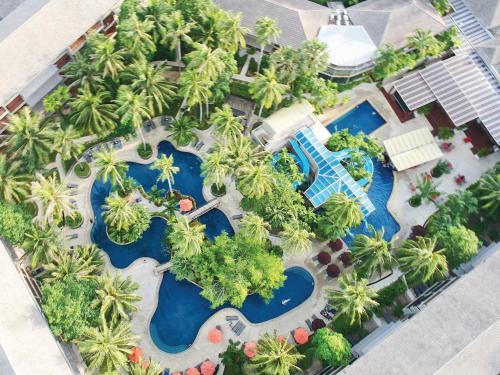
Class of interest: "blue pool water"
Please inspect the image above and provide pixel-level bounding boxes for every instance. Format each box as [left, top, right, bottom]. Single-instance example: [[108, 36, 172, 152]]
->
[[325, 102, 400, 243], [90, 141, 233, 268], [150, 267, 314, 353], [327, 101, 386, 135]]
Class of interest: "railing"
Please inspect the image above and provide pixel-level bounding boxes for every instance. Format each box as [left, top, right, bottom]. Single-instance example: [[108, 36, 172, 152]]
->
[[184, 199, 221, 222]]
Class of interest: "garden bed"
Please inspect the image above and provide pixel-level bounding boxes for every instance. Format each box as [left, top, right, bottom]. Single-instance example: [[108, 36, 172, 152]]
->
[[137, 143, 153, 159], [74, 162, 90, 178], [65, 212, 83, 229]]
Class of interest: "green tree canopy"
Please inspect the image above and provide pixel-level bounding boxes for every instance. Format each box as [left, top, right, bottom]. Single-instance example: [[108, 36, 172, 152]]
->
[[0, 202, 32, 246], [436, 224, 480, 268], [312, 328, 352, 367]]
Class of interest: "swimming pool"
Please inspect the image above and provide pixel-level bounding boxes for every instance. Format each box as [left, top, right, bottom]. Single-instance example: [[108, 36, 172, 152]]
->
[[150, 266, 314, 353], [325, 102, 400, 243], [90, 141, 233, 268], [327, 101, 385, 135]]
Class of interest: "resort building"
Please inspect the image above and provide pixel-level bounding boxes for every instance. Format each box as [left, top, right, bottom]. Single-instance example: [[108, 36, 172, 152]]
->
[[0, 0, 120, 132], [337, 243, 500, 375]]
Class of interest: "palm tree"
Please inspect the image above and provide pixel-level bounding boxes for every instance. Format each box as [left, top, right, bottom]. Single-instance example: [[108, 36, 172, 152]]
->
[[328, 272, 379, 326], [168, 216, 205, 257], [61, 55, 103, 90], [117, 13, 156, 58], [168, 116, 198, 146], [121, 59, 175, 115], [237, 162, 275, 199], [44, 247, 102, 283], [246, 332, 303, 375], [102, 193, 137, 232], [280, 221, 315, 255], [31, 173, 75, 223], [226, 137, 267, 169], [396, 236, 448, 283], [254, 17, 282, 72], [128, 358, 163, 375], [416, 177, 440, 205], [477, 169, 500, 217], [1, 107, 55, 168], [95, 148, 129, 191], [75, 244, 105, 273], [91, 39, 126, 81], [178, 69, 212, 120], [115, 86, 152, 147], [70, 86, 117, 136], [249, 67, 289, 117], [162, 10, 194, 63], [23, 224, 61, 268], [352, 225, 394, 278], [151, 154, 180, 193], [407, 29, 443, 59], [53, 125, 84, 161], [219, 12, 249, 53], [93, 272, 141, 324], [201, 147, 230, 189], [79, 321, 137, 373], [270, 46, 300, 85], [239, 213, 270, 245], [143, 0, 173, 45], [210, 104, 243, 143], [186, 44, 226, 82], [299, 39, 329, 76], [320, 193, 363, 235], [0, 154, 30, 203]]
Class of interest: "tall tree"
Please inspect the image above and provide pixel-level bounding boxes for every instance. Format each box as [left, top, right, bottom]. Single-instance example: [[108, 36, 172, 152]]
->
[[352, 225, 394, 278], [70, 86, 117, 136], [143, 0, 174, 45], [239, 213, 270, 245], [2, 107, 55, 168], [317, 193, 363, 239], [178, 69, 212, 120], [94, 148, 129, 190], [249, 67, 289, 117], [186, 44, 226, 82], [280, 221, 315, 255], [270, 46, 300, 85], [246, 332, 303, 375], [168, 216, 205, 257], [396, 236, 448, 282], [23, 223, 62, 268], [93, 272, 141, 324], [151, 154, 180, 193], [201, 147, 230, 189], [31, 173, 75, 224], [61, 55, 103, 90], [91, 39, 126, 81], [237, 162, 275, 199], [254, 17, 282, 72], [328, 272, 379, 325], [219, 12, 248, 53], [407, 29, 443, 59], [210, 104, 243, 143], [168, 115, 198, 146], [117, 13, 156, 59], [102, 193, 138, 232], [115, 85, 152, 146], [0, 154, 30, 203], [162, 10, 194, 63], [79, 321, 137, 373], [477, 168, 500, 217], [299, 39, 329, 76]]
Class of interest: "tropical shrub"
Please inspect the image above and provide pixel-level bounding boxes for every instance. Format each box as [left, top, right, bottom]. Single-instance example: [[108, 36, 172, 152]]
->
[[372, 44, 415, 81], [431, 159, 452, 178], [435, 224, 480, 268], [437, 127, 454, 140], [408, 195, 422, 207], [326, 129, 384, 160], [0, 202, 32, 246], [431, 0, 451, 15], [41, 277, 99, 341], [312, 328, 352, 367], [219, 340, 246, 375], [374, 278, 407, 309], [317, 193, 363, 240], [417, 103, 433, 116]]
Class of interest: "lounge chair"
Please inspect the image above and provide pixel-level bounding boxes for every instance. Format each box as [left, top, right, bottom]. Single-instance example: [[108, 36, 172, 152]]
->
[[226, 316, 239, 321], [311, 254, 319, 262], [161, 116, 173, 126], [236, 322, 246, 336], [66, 233, 78, 240], [69, 190, 78, 196], [150, 121, 157, 129], [67, 183, 78, 188], [232, 214, 244, 220], [232, 321, 243, 334], [195, 141, 204, 150], [305, 319, 313, 330]]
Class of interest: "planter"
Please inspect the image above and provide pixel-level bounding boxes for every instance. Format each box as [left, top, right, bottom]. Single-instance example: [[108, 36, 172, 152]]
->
[[211, 183, 226, 197], [137, 143, 153, 159], [74, 162, 90, 178], [65, 212, 83, 229]]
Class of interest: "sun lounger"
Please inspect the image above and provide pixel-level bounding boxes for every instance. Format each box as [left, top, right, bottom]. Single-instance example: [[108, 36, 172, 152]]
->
[[236, 322, 246, 336], [232, 321, 243, 334], [66, 233, 78, 240], [67, 183, 78, 188], [151, 121, 157, 129], [69, 190, 78, 196], [311, 254, 319, 261], [161, 116, 173, 126], [195, 141, 204, 150], [232, 214, 244, 220], [226, 316, 239, 321], [305, 319, 313, 330]]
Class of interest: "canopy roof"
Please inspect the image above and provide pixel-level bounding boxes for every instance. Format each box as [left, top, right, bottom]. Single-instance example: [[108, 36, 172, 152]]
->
[[317, 25, 377, 67], [263, 101, 316, 137], [383, 127, 442, 171]]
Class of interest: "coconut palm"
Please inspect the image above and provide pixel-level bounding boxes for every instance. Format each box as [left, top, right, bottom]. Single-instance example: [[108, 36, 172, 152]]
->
[[299, 39, 329, 76], [255, 17, 282, 72], [352, 225, 394, 278], [143, 0, 173, 44], [43, 247, 102, 283], [477, 169, 500, 217], [23, 224, 62, 268], [328, 272, 379, 326], [407, 29, 443, 59], [186, 44, 226, 82], [79, 321, 137, 373], [95, 148, 129, 190], [1, 107, 55, 168], [237, 162, 275, 199], [121, 59, 175, 115], [31, 173, 75, 224], [53, 125, 84, 162], [102, 193, 137, 232], [239, 213, 270, 245], [168, 216, 205, 257], [0, 154, 31, 203], [270, 46, 300, 85], [93, 272, 141, 324], [128, 358, 163, 375], [249, 67, 289, 117], [168, 116, 198, 146], [210, 104, 244, 143], [162, 10, 194, 63], [416, 177, 440, 205], [396, 236, 448, 283], [61, 55, 103, 90], [75, 244, 105, 273], [69, 86, 117, 136], [178, 69, 212, 120], [219, 12, 249, 53], [280, 221, 315, 255], [246, 332, 303, 375], [117, 13, 156, 58], [91, 39, 126, 81], [151, 154, 180, 193], [226, 137, 267, 169], [201, 147, 230, 189], [319, 193, 363, 237], [115, 86, 152, 147]]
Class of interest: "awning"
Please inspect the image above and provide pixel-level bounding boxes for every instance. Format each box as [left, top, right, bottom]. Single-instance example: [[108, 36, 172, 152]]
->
[[383, 127, 442, 171]]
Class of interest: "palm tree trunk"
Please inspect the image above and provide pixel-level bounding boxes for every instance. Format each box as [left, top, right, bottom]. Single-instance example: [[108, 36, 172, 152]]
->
[[258, 104, 264, 118], [176, 97, 188, 119], [167, 178, 173, 195], [199, 102, 203, 122], [117, 176, 125, 192], [138, 127, 147, 148], [177, 42, 182, 72], [55, 153, 66, 180], [257, 45, 265, 73]]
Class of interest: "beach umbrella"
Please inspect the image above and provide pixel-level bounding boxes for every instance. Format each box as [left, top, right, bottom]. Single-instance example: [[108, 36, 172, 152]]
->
[[186, 368, 200, 375], [339, 252, 352, 266], [328, 239, 343, 252], [293, 328, 309, 345], [318, 251, 331, 265], [171, 372, 182, 375], [200, 360, 216, 375], [128, 346, 144, 363], [326, 264, 340, 278], [312, 318, 326, 331], [277, 335, 286, 342], [179, 198, 193, 212], [244, 341, 257, 358], [208, 328, 223, 344]]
